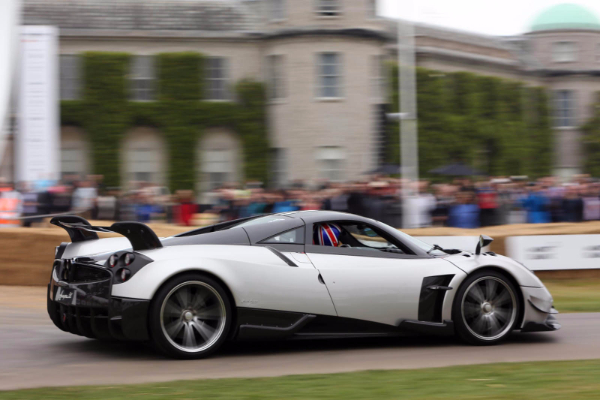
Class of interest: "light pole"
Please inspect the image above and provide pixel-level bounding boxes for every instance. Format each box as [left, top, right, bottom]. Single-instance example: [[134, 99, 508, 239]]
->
[[388, 10, 418, 229]]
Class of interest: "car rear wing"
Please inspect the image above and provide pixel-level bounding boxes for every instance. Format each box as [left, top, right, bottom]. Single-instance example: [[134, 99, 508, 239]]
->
[[50, 215, 163, 251]]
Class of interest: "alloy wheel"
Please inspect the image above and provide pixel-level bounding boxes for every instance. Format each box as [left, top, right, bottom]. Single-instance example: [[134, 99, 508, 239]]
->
[[160, 281, 226, 353], [461, 276, 517, 341]]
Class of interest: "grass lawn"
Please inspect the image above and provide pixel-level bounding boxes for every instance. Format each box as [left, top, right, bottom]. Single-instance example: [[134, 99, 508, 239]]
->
[[542, 279, 600, 313], [2, 360, 600, 399]]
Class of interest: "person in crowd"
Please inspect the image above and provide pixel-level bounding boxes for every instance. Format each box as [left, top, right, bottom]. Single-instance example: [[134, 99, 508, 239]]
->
[[448, 190, 480, 228], [523, 183, 551, 224], [562, 185, 584, 223], [175, 190, 196, 226], [583, 183, 600, 221], [71, 179, 98, 219], [477, 181, 498, 227], [431, 184, 452, 227], [271, 190, 299, 213]]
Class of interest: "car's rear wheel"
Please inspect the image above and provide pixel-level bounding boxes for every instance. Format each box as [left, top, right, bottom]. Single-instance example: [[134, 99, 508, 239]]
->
[[149, 273, 231, 359], [453, 270, 520, 345]]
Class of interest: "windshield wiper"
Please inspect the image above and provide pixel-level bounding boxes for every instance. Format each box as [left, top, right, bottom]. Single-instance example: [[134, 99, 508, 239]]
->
[[380, 247, 404, 254], [428, 244, 462, 255]]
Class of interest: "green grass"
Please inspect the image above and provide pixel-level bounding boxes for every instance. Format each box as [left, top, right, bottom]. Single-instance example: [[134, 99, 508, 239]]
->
[[2, 360, 600, 399], [542, 279, 600, 313]]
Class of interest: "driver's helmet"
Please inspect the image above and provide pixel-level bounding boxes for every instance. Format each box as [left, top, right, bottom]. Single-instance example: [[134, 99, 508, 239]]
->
[[314, 223, 342, 246]]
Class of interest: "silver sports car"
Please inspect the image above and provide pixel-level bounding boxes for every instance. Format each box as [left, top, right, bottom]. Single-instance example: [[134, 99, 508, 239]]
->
[[48, 211, 559, 359]]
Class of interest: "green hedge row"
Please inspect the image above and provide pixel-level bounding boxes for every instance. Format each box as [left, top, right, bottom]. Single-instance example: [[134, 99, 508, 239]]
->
[[386, 65, 553, 178], [582, 92, 600, 177], [61, 52, 268, 191]]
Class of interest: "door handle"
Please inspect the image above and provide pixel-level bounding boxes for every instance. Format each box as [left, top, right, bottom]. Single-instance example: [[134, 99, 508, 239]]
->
[[318, 274, 325, 285]]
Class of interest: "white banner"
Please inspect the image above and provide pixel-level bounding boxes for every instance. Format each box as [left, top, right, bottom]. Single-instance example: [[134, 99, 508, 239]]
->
[[16, 26, 59, 185], [0, 0, 21, 179], [506, 235, 600, 271]]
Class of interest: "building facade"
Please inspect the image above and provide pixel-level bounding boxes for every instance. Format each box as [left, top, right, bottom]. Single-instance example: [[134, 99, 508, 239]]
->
[[12, 0, 600, 190]]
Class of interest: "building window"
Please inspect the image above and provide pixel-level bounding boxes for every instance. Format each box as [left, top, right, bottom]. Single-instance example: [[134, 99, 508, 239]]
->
[[553, 90, 576, 128], [367, 0, 377, 18], [270, 148, 287, 188], [269, 0, 286, 20], [266, 55, 285, 100], [205, 57, 231, 101], [203, 148, 234, 190], [130, 56, 156, 101], [130, 148, 157, 182], [61, 147, 83, 178], [316, 0, 341, 17], [317, 53, 342, 99], [59, 55, 81, 100], [316, 146, 345, 182], [371, 55, 386, 100], [552, 42, 577, 63]]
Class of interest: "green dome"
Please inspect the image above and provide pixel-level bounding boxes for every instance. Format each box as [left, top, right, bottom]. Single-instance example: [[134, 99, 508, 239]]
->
[[531, 3, 600, 32]]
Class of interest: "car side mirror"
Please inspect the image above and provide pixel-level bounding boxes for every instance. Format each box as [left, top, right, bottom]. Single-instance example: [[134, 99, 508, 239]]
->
[[475, 235, 493, 255]]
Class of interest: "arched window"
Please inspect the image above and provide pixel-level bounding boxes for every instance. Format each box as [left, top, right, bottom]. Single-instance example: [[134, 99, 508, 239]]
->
[[121, 127, 166, 188], [60, 126, 90, 180], [197, 128, 242, 194]]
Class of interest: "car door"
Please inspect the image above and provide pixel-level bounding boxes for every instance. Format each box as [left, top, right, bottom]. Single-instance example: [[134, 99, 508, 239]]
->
[[247, 223, 338, 317], [305, 221, 460, 326]]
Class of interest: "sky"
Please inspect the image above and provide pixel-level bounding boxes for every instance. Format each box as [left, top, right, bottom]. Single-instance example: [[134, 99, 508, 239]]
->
[[379, 0, 600, 36]]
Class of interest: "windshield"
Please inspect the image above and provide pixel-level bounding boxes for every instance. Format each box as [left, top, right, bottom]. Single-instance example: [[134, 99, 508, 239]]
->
[[376, 221, 445, 255]]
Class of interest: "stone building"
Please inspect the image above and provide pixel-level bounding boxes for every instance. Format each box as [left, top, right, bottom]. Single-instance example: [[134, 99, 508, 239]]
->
[[14, 0, 600, 190]]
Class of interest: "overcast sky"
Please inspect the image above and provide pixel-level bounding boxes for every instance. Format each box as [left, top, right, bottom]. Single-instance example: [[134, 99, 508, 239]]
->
[[379, 0, 600, 36]]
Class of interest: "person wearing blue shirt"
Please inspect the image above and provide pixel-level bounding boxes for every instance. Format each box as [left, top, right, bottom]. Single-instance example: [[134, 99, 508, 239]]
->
[[523, 184, 550, 224], [448, 191, 480, 228]]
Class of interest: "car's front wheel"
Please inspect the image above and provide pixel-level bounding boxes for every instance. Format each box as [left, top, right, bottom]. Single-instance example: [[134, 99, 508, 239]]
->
[[149, 273, 232, 359], [453, 270, 520, 345]]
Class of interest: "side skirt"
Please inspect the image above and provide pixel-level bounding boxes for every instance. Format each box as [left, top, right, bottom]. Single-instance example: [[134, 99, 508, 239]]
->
[[235, 308, 454, 341]]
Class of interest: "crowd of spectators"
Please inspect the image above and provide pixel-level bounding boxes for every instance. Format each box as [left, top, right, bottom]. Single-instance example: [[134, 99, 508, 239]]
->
[[200, 175, 600, 229], [1, 174, 600, 229]]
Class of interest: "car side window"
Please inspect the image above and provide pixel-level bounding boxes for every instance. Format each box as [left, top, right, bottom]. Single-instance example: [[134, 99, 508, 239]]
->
[[260, 227, 305, 245], [312, 222, 405, 254]]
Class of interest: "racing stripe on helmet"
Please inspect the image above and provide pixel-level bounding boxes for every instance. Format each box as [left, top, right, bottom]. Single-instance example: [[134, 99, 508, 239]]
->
[[323, 224, 338, 247]]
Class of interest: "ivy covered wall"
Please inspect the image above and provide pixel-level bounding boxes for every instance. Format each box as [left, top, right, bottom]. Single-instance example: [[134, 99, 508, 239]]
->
[[386, 65, 554, 178], [61, 52, 269, 191], [582, 92, 600, 177], [62, 53, 555, 190]]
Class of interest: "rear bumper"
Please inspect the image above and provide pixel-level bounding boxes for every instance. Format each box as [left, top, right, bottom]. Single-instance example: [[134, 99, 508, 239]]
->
[[47, 260, 150, 341]]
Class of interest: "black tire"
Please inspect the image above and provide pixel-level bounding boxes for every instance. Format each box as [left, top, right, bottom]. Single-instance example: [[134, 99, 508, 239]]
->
[[148, 272, 232, 359], [452, 270, 521, 346]]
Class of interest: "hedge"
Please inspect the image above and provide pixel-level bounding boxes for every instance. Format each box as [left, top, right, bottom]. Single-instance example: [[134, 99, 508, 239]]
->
[[386, 65, 553, 178], [582, 92, 600, 177], [61, 52, 269, 191]]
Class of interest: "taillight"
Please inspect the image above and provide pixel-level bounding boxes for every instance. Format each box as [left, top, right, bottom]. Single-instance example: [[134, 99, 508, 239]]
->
[[108, 254, 118, 268], [124, 253, 135, 266], [120, 269, 131, 282]]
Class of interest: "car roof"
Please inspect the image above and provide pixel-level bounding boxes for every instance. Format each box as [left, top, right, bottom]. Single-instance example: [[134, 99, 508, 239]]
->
[[277, 210, 372, 224], [170, 211, 374, 245]]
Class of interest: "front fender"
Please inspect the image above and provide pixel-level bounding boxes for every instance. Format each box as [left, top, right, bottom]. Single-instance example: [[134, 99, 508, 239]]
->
[[443, 253, 544, 288]]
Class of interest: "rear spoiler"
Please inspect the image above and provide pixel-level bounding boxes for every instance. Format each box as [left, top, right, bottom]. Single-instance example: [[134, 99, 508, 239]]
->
[[50, 215, 163, 251]]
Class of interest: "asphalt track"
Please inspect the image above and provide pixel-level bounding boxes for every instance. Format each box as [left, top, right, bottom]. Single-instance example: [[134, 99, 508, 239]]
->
[[1, 287, 600, 391]]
